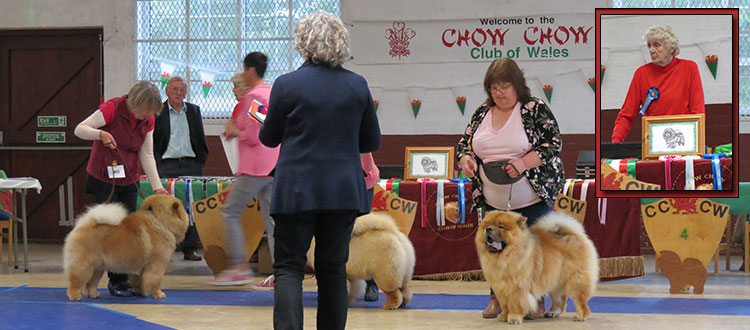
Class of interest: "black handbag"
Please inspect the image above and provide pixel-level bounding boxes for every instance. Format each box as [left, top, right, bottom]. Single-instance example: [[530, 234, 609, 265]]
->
[[481, 159, 523, 185]]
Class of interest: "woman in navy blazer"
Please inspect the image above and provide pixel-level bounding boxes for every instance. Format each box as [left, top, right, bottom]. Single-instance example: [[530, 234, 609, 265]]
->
[[259, 10, 380, 330]]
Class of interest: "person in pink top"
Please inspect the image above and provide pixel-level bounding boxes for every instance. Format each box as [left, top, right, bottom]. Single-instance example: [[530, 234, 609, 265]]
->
[[208, 52, 279, 290]]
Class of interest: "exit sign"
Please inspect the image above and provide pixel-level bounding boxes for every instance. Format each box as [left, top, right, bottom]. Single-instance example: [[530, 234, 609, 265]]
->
[[36, 131, 66, 143], [37, 116, 67, 127]]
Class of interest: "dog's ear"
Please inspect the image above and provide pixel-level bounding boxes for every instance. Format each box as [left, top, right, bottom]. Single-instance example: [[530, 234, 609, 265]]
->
[[517, 216, 528, 227]]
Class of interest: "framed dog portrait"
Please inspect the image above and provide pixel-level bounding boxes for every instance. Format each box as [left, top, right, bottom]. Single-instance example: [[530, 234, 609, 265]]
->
[[642, 114, 705, 160], [404, 147, 454, 180]]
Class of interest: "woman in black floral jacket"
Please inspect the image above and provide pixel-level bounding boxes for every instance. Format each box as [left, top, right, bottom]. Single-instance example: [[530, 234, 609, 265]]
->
[[455, 58, 565, 319]]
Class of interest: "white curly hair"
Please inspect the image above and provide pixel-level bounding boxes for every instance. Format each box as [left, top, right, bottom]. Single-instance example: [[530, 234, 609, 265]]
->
[[644, 25, 680, 56], [294, 10, 350, 67]]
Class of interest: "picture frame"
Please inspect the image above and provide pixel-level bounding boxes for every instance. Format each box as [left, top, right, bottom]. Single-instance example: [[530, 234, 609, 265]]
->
[[641, 114, 705, 160], [404, 147, 455, 180]]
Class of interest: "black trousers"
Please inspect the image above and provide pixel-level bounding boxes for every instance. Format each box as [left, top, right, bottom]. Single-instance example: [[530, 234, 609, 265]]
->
[[85, 175, 137, 284], [272, 210, 358, 330], [158, 157, 202, 252]]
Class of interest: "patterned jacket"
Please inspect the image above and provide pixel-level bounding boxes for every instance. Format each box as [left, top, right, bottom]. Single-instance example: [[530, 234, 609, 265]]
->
[[456, 97, 565, 210]]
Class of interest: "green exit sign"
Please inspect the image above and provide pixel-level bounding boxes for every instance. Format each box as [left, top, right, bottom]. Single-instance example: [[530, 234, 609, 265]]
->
[[36, 131, 66, 143], [37, 116, 67, 127]]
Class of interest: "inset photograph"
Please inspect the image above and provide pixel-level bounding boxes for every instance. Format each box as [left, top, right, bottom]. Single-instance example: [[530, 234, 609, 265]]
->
[[597, 8, 737, 196]]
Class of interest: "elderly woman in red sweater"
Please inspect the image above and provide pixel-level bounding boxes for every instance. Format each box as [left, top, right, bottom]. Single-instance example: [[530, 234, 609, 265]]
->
[[611, 25, 705, 142]]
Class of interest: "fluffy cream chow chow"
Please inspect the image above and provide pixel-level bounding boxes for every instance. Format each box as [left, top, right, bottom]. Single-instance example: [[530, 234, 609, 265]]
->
[[64, 195, 189, 300], [308, 212, 416, 309], [476, 211, 599, 324]]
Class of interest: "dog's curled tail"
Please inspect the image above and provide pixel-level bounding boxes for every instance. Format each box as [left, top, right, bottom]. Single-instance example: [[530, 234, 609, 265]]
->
[[534, 211, 600, 286], [533, 211, 588, 238], [74, 203, 129, 227], [352, 212, 399, 237]]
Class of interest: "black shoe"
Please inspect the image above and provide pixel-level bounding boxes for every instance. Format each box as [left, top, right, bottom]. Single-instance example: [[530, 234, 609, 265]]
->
[[740, 262, 745, 271], [183, 249, 203, 261], [107, 281, 134, 297], [364, 280, 379, 302]]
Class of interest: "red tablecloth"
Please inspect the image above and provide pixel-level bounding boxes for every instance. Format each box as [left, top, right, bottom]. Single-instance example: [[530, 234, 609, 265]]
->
[[398, 180, 643, 280], [606, 158, 732, 190]]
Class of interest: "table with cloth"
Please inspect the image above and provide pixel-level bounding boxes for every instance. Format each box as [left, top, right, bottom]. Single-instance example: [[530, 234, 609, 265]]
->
[[136, 177, 645, 281], [394, 179, 644, 280], [602, 158, 732, 190]]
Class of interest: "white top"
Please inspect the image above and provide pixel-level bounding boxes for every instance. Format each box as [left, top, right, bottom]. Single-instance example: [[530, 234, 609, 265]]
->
[[472, 102, 540, 210]]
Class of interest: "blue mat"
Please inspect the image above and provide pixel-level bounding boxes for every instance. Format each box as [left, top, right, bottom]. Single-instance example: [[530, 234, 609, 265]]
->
[[3, 286, 750, 316], [0, 300, 174, 330]]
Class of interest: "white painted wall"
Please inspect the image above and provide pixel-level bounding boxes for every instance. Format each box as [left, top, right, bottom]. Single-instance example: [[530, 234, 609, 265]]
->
[[341, 0, 607, 135], [0, 0, 136, 101], [600, 14, 733, 110]]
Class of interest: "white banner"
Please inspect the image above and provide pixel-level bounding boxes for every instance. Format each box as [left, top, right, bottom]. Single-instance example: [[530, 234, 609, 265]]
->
[[351, 14, 594, 64]]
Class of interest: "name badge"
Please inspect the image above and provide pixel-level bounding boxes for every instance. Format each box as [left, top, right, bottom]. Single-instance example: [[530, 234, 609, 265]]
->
[[107, 165, 126, 179]]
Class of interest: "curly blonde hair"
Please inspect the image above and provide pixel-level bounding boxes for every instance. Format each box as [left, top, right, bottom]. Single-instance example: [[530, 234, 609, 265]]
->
[[294, 10, 350, 67], [644, 25, 680, 56]]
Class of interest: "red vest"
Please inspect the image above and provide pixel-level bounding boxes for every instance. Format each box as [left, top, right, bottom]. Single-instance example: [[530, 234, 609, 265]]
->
[[86, 95, 153, 186]]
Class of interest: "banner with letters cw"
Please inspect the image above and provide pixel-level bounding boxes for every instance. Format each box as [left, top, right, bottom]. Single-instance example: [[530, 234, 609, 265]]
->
[[350, 14, 594, 64]]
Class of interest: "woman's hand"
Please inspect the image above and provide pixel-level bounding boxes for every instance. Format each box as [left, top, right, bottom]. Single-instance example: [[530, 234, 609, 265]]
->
[[459, 155, 478, 178], [99, 130, 117, 149], [222, 120, 241, 138], [154, 188, 169, 195], [504, 158, 527, 178]]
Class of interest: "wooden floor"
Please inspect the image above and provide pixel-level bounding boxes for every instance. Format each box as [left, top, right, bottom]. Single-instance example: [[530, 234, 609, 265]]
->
[[2, 244, 750, 329]]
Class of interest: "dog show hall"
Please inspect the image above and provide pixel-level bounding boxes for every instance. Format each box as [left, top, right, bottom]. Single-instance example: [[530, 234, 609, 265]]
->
[[1, 0, 749, 329]]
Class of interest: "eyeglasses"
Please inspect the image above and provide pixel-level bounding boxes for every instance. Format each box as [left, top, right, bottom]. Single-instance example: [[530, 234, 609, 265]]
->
[[168, 86, 187, 92], [490, 83, 513, 94]]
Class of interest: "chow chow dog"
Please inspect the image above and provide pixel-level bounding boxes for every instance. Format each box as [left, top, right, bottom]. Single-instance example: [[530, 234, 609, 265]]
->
[[64, 195, 189, 300], [308, 212, 416, 309], [475, 211, 599, 324]]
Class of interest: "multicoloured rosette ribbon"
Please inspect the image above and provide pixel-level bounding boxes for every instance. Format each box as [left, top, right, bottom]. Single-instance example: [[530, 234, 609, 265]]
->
[[373, 100, 379, 111], [417, 178, 434, 227], [588, 77, 595, 92], [600, 65, 606, 86], [451, 178, 469, 224]]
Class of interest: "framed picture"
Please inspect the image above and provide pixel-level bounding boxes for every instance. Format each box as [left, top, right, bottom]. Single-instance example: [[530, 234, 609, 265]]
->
[[404, 147, 455, 180], [642, 114, 705, 160]]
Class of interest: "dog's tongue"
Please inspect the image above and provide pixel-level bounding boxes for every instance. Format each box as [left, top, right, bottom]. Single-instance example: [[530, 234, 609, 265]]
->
[[491, 241, 504, 251]]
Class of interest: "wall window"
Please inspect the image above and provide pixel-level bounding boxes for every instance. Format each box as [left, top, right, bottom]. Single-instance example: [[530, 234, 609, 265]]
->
[[612, 0, 747, 117], [136, 0, 340, 120]]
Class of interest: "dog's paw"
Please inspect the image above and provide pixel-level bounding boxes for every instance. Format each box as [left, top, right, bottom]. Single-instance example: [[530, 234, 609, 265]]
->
[[507, 317, 524, 325], [85, 288, 100, 299], [382, 302, 399, 310], [152, 290, 166, 299], [574, 314, 587, 322], [498, 312, 509, 322], [544, 311, 560, 318]]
